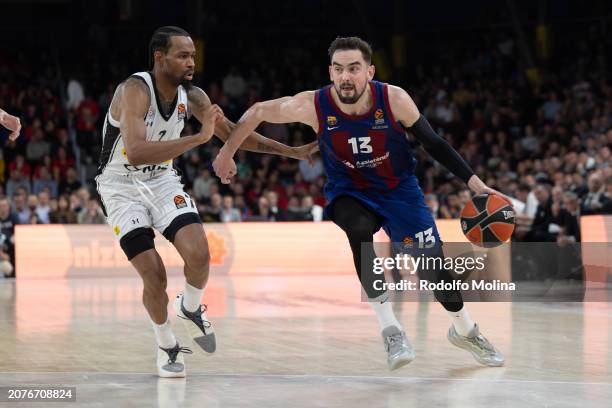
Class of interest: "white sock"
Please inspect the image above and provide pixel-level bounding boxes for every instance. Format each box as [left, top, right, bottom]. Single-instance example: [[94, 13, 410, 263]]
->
[[151, 318, 177, 349], [183, 282, 204, 313], [447, 306, 476, 336], [369, 293, 402, 331]]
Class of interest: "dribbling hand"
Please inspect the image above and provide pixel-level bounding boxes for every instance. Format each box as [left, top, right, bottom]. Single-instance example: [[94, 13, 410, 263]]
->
[[467, 176, 514, 208]]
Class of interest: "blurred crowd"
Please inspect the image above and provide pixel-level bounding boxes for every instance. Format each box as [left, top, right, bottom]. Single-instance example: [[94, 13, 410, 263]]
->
[[1, 26, 612, 277]]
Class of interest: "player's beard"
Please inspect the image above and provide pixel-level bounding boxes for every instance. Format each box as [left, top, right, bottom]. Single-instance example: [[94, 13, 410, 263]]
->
[[180, 78, 193, 90], [334, 82, 367, 104]]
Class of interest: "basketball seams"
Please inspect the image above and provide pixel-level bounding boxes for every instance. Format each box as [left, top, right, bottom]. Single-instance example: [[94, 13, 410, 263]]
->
[[461, 194, 515, 245]]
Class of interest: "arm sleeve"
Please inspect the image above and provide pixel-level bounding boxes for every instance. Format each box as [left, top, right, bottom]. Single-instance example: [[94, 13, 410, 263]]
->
[[408, 114, 474, 184]]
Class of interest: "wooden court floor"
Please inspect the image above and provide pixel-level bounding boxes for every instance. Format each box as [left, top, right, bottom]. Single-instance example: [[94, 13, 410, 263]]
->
[[0, 274, 610, 407]]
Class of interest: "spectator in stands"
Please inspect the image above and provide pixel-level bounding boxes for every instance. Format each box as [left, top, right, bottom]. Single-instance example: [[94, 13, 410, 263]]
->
[[52, 147, 76, 182], [77, 198, 106, 224], [75, 91, 100, 157], [525, 184, 556, 242], [425, 194, 440, 219], [25, 128, 50, 163], [8, 154, 31, 179], [32, 165, 58, 198], [49, 194, 77, 224], [222, 66, 247, 101], [540, 92, 563, 123], [0, 196, 18, 271], [5, 169, 31, 198], [557, 192, 581, 243], [193, 168, 216, 202], [28, 212, 41, 224], [220, 195, 241, 222], [59, 167, 82, 196], [200, 193, 222, 223], [301, 195, 323, 222], [12, 193, 29, 224], [26, 194, 39, 221], [76, 187, 91, 208], [53, 128, 75, 159], [234, 195, 250, 219], [0, 235, 13, 278], [265, 190, 285, 221], [35, 190, 51, 224], [247, 196, 274, 221], [601, 177, 612, 214], [439, 193, 462, 219], [284, 196, 311, 221], [581, 172, 607, 214], [299, 155, 324, 182]]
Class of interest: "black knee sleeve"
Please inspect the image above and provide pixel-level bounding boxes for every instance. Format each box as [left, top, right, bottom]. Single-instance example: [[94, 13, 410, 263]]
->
[[162, 213, 202, 242], [120, 227, 155, 260], [332, 196, 385, 299], [415, 246, 464, 312]]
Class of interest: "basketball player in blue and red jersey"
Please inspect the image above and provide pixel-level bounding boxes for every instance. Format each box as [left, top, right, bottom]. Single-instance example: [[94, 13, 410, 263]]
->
[[213, 37, 506, 370]]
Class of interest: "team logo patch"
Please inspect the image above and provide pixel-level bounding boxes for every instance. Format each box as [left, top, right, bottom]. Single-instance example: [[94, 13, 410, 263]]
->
[[372, 109, 389, 130], [373, 108, 386, 128], [174, 195, 187, 209], [403, 236, 414, 247], [146, 107, 155, 127], [177, 103, 187, 121], [121, 148, 127, 157], [113, 225, 121, 236], [326, 115, 337, 126]]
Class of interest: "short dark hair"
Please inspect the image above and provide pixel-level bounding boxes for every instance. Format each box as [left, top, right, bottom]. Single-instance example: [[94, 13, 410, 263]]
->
[[328, 36, 373, 64], [149, 26, 190, 68]]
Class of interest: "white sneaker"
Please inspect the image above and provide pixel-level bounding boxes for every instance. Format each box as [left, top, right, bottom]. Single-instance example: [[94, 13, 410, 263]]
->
[[157, 343, 192, 378], [382, 326, 416, 370], [173, 292, 216, 353]]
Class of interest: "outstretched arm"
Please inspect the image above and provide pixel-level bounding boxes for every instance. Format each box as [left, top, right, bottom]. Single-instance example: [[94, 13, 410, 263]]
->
[[212, 91, 318, 183], [388, 85, 510, 201], [120, 79, 223, 165], [0, 108, 21, 141], [188, 87, 317, 160]]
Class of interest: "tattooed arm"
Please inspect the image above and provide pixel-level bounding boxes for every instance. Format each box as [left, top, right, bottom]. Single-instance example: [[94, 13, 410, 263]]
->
[[187, 86, 316, 159]]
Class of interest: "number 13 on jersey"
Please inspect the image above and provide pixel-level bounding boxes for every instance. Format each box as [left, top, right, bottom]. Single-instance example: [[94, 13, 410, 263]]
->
[[348, 136, 372, 154]]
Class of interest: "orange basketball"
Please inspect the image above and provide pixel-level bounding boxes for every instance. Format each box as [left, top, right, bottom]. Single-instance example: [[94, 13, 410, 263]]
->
[[460, 194, 515, 247]]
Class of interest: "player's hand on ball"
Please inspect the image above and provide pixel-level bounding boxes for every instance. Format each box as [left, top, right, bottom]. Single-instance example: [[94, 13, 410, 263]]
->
[[212, 148, 237, 184], [198, 104, 224, 143], [0, 111, 21, 141], [467, 176, 513, 208]]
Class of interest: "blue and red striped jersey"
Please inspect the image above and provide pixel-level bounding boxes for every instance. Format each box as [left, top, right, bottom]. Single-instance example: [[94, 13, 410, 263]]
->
[[314, 80, 416, 192]]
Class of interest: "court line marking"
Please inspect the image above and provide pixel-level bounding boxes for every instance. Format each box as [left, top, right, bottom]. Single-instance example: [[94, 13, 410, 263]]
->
[[1, 372, 610, 386]]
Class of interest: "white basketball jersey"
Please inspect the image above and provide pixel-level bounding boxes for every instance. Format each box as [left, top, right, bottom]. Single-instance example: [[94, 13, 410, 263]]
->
[[97, 71, 188, 179]]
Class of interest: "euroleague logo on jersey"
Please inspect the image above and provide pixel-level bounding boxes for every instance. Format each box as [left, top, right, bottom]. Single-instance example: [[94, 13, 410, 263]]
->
[[372, 109, 387, 129], [146, 107, 155, 127], [174, 195, 187, 209], [177, 103, 187, 121]]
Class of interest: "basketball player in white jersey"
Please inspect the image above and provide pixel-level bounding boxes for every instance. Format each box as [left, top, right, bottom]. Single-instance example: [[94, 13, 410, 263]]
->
[[0, 108, 21, 141], [96, 26, 315, 377]]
